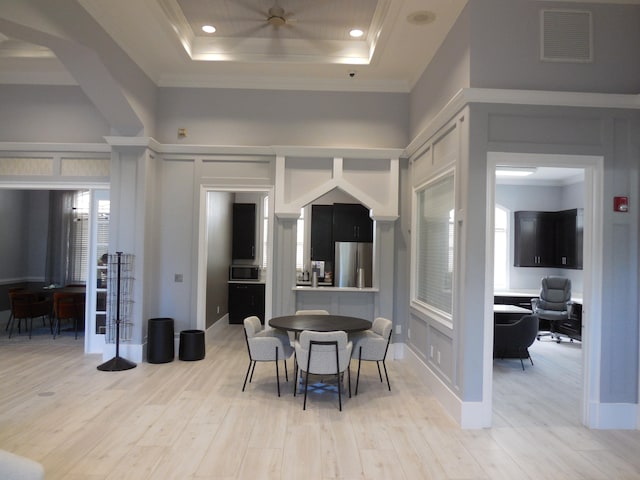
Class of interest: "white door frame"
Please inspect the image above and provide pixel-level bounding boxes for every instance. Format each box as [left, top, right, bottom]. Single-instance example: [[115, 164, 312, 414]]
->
[[484, 152, 604, 428]]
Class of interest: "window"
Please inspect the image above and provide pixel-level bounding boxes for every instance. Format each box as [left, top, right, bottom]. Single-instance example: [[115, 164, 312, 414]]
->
[[415, 172, 455, 316], [68, 191, 90, 283], [494, 206, 509, 289], [296, 207, 305, 271], [262, 195, 269, 269]]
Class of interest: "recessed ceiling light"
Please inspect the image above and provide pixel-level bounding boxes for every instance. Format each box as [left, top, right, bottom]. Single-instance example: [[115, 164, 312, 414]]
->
[[349, 29, 364, 38], [407, 11, 436, 25], [202, 25, 216, 34]]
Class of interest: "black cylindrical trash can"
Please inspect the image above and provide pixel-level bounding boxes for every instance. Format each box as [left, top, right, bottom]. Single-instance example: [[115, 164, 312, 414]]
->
[[147, 318, 175, 363], [179, 329, 205, 361]]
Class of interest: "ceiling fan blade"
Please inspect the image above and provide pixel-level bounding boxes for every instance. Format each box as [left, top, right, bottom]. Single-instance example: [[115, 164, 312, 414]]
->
[[234, 0, 267, 18]]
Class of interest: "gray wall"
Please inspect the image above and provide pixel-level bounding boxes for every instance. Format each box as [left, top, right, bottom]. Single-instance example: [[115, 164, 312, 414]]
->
[[470, 0, 640, 93], [156, 87, 409, 148], [0, 190, 28, 281], [471, 103, 639, 406], [206, 191, 233, 328], [0, 85, 110, 143], [409, 5, 471, 139]]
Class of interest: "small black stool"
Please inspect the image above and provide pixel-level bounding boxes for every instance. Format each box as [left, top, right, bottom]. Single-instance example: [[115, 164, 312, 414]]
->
[[147, 317, 175, 363], [179, 329, 205, 361]]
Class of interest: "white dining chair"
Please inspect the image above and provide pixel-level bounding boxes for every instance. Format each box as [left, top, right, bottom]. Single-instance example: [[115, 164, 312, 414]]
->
[[242, 316, 294, 397], [294, 330, 352, 411], [350, 317, 393, 394]]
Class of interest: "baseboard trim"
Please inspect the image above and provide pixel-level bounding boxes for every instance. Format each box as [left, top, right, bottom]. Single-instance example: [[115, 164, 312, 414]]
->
[[588, 402, 638, 429], [402, 343, 490, 429]]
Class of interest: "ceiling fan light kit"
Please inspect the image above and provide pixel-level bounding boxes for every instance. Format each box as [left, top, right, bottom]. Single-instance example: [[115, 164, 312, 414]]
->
[[267, 6, 287, 27]]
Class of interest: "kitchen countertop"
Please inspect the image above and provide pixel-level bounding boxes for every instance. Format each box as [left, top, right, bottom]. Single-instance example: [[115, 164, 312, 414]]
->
[[293, 285, 378, 292]]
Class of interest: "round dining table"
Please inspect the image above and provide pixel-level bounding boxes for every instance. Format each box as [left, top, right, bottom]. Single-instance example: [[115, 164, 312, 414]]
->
[[268, 314, 371, 333]]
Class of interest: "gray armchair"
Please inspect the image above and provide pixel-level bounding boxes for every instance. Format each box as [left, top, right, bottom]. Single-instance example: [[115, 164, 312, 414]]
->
[[493, 314, 539, 370], [531, 276, 571, 341]]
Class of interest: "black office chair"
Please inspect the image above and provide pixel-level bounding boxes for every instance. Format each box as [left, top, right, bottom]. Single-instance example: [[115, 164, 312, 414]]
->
[[531, 276, 571, 341]]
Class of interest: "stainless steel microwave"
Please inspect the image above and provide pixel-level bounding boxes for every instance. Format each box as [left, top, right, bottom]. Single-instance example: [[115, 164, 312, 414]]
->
[[229, 265, 260, 281]]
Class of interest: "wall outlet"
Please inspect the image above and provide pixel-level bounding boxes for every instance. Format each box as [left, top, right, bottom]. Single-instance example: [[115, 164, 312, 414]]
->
[[396, 325, 401, 335], [217, 306, 220, 314]]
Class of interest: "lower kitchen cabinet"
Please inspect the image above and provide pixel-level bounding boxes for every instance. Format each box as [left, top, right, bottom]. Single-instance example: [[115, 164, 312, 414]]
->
[[228, 282, 265, 324]]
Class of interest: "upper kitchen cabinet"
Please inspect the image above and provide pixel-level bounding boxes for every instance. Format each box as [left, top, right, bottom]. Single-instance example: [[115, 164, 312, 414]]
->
[[311, 205, 333, 261], [514, 211, 555, 267], [514, 209, 583, 269], [554, 208, 583, 269], [232, 203, 256, 260], [332, 203, 373, 242]]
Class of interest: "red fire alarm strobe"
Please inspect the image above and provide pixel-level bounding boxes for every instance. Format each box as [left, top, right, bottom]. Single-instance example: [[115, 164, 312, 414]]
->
[[614, 196, 629, 212]]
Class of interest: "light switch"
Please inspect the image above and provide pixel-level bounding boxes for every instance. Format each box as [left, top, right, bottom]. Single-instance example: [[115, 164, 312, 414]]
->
[[174, 274, 183, 283]]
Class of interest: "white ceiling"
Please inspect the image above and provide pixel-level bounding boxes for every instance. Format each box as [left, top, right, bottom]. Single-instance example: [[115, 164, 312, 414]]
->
[[0, 0, 468, 92], [1, 0, 639, 92], [496, 167, 585, 186]]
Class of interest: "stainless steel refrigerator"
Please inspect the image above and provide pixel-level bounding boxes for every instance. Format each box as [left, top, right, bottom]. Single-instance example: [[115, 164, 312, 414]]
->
[[334, 242, 373, 288]]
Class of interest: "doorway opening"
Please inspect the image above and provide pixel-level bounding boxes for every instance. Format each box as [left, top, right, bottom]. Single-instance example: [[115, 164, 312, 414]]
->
[[0, 186, 109, 354], [196, 187, 273, 333], [485, 152, 603, 428]]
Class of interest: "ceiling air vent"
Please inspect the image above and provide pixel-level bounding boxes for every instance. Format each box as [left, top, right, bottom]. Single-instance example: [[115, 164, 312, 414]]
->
[[540, 9, 593, 63]]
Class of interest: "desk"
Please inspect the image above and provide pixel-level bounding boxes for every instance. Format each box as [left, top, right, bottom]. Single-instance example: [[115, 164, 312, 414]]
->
[[494, 304, 532, 324], [269, 314, 371, 333]]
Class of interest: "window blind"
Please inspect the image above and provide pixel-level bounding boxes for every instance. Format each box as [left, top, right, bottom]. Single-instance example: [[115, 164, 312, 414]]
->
[[416, 174, 454, 314]]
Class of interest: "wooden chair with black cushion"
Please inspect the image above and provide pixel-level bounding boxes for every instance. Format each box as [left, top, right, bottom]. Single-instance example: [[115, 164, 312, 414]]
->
[[52, 292, 85, 339], [8, 292, 52, 339]]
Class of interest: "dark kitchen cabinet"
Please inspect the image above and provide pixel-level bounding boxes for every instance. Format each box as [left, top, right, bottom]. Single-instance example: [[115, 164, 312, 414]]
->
[[554, 209, 583, 269], [228, 282, 265, 324], [514, 211, 554, 267], [311, 205, 333, 261], [514, 209, 583, 269], [332, 203, 373, 242], [232, 203, 256, 260]]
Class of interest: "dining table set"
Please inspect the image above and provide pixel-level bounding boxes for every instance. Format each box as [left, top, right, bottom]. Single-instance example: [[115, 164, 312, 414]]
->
[[6, 284, 86, 339], [243, 311, 393, 411]]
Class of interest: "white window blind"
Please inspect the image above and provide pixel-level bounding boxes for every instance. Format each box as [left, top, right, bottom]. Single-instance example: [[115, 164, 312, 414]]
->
[[296, 207, 305, 271], [494, 206, 509, 289], [262, 196, 269, 269], [69, 190, 90, 283], [416, 174, 455, 314]]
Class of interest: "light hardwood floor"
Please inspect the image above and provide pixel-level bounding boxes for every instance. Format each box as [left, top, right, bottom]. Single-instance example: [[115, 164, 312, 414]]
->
[[1, 323, 640, 479]]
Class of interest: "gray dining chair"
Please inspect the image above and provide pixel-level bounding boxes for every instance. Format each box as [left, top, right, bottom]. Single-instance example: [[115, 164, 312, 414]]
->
[[294, 330, 352, 411], [286, 309, 330, 344], [350, 317, 393, 394], [295, 309, 329, 315], [242, 316, 294, 397]]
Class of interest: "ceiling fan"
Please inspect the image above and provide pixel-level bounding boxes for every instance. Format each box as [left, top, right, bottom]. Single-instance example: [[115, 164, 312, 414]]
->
[[237, 1, 298, 31]]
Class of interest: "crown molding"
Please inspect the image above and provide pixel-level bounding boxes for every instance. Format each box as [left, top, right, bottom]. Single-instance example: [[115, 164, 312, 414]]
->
[[406, 88, 640, 158]]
